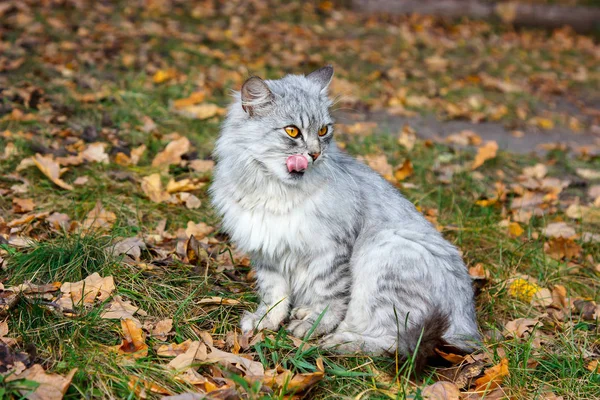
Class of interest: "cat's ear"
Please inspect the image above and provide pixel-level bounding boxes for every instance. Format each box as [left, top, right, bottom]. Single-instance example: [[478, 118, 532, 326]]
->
[[241, 76, 273, 117], [306, 65, 334, 92]]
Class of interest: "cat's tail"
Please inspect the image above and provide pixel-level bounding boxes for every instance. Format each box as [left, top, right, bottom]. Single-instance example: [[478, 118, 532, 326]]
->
[[401, 308, 451, 373]]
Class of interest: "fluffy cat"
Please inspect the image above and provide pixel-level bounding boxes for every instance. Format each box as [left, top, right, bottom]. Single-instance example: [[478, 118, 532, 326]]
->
[[210, 66, 479, 368]]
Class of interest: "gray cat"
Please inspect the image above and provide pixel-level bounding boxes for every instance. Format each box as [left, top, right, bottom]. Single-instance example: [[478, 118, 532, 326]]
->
[[210, 66, 479, 368]]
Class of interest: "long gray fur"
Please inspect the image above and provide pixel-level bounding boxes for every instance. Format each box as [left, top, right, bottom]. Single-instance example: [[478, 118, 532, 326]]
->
[[210, 66, 479, 365]]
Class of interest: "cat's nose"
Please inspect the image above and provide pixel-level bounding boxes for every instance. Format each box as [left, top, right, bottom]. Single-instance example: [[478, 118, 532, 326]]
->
[[309, 152, 321, 161]]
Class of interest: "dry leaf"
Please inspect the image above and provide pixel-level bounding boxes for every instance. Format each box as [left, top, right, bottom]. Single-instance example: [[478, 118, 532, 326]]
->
[[128, 376, 171, 397], [397, 125, 416, 150], [394, 159, 413, 181], [58, 273, 115, 308], [531, 288, 553, 307], [152, 137, 190, 167], [507, 222, 524, 238], [12, 198, 35, 213], [141, 174, 171, 203], [7, 364, 77, 400], [472, 141, 498, 170], [152, 318, 173, 341], [474, 358, 509, 391], [206, 346, 264, 378], [110, 318, 148, 359], [82, 201, 116, 231], [175, 103, 225, 120], [153, 68, 177, 84], [198, 297, 240, 306], [522, 163, 547, 180], [421, 381, 461, 400], [185, 221, 214, 239], [101, 295, 145, 320], [168, 340, 207, 370], [587, 360, 599, 373], [576, 168, 600, 180], [32, 154, 73, 190], [542, 222, 576, 239], [189, 159, 215, 173], [157, 339, 194, 357], [363, 154, 393, 181], [173, 92, 206, 109], [81, 142, 109, 164], [544, 238, 582, 260], [504, 318, 540, 338]]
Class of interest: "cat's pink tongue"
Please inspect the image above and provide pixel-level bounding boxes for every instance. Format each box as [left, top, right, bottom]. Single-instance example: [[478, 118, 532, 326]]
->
[[286, 154, 308, 172]]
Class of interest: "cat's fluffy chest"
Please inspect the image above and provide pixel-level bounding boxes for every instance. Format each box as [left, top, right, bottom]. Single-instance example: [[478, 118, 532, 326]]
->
[[220, 185, 329, 259]]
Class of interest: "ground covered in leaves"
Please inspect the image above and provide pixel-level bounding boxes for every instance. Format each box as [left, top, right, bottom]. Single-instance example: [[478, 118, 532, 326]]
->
[[1, 0, 599, 399]]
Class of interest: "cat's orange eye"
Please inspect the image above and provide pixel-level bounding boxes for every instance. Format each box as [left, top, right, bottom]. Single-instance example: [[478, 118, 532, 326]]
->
[[318, 126, 328, 136], [285, 126, 300, 138]]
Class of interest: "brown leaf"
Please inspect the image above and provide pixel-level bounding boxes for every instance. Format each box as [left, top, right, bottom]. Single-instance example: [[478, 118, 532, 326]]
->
[[81, 142, 109, 164], [542, 222, 576, 239], [421, 381, 461, 400], [12, 198, 35, 213], [504, 318, 540, 338], [141, 174, 171, 203], [110, 318, 148, 359], [82, 201, 116, 231], [186, 235, 209, 267], [58, 273, 115, 309], [175, 102, 224, 120], [474, 358, 509, 391], [32, 154, 73, 190], [472, 141, 498, 170], [152, 318, 173, 341], [544, 238, 582, 260], [167, 340, 207, 370], [394, 159, 414, 181], [363, 154, 394, 181], [397, 125, 416, 150], [7, 364, 77, 400], [101, 295, 145, 320], [185, 221, 214, 239], [173, 92, 206, 109], [198, 297, 240, 306], [157, 339, 194, 357], [576, 168, 600, 180], [128, 376, 171, 397], [152, 137, 191, 167], [189, 159, 215, 173], [206, 346, 264, 378]]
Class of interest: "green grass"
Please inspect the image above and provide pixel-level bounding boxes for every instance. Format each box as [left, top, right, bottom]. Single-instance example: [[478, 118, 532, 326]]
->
[[1, 0, 599, 399]]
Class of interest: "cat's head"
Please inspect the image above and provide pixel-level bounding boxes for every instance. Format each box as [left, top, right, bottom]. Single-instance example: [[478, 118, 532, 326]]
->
[[222, 66, 335, 185]]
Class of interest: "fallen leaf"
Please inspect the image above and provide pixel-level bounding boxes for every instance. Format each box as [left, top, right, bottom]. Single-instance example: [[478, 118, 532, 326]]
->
[[6, 364, 77, 400], [166, 178, 203, 193], [12, 198, 35, 213], [565, 204, 600, 224], [152, 318, 173, 341], [198, 297, 240, 306], [189, 159, 215, 173], [152, 137, 190, 167], [32, 154, 73, 190], [185, 221, 214, 239], [82, 201, 116, 231], [576, 168, 600, 180], [110, 318, 148, 359], [474, 358, 509, 391], [111, 237, 146, 261], [363, 154, 393, 181], [394, 159, 413, 181], [544, 238, 582, 260], [507, 222, 524, 237], [168, 340, 207, 370], [128, 376, 171, 397], [421, 381, 461, 400], [542, 222, 576, 239], [522, 163, 547, 180], [504, 318, 540, 338], [397, 125, 416, 150], [472, 141, 498, 170], [101, 295, 145, 320], [141, 174, 171, 203], [587, 360, 599, 373], [58, 273, 115, 308], [531, 288, 553, 307], [175, 103, 225, 120], [207, 346, 264, 378], [157, 339, 194, 357], [173, 92, 206, 109], [153, 68, 177, 84], [73, 176, 89, 186], [468, 263, 489, 280], [81, 142, 109, 164]]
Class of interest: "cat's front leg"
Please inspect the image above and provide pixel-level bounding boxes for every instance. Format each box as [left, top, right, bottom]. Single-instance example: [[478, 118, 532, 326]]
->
[[286, 254, 351, 338], [240, 266, 290, 333]]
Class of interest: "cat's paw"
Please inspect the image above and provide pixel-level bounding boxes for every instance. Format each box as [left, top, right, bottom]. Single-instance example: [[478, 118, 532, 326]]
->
[[287, 318, 315, 338], [240, 310, 282, 333], [286, 307, 330, 338]]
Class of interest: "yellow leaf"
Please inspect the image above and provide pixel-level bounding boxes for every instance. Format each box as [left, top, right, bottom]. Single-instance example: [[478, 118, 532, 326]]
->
[[508, 222, 524, 237], [141, 174, 171, 203], [110, 318, 148, 359], [32, 154, 73, 190], [394, 159, 413, 181], [472, 141, 498, 170], [474, 358, 509, 391], [173, 92, 206, 109], [151, 136, 191, 167], [153, 68, 177, 84]]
